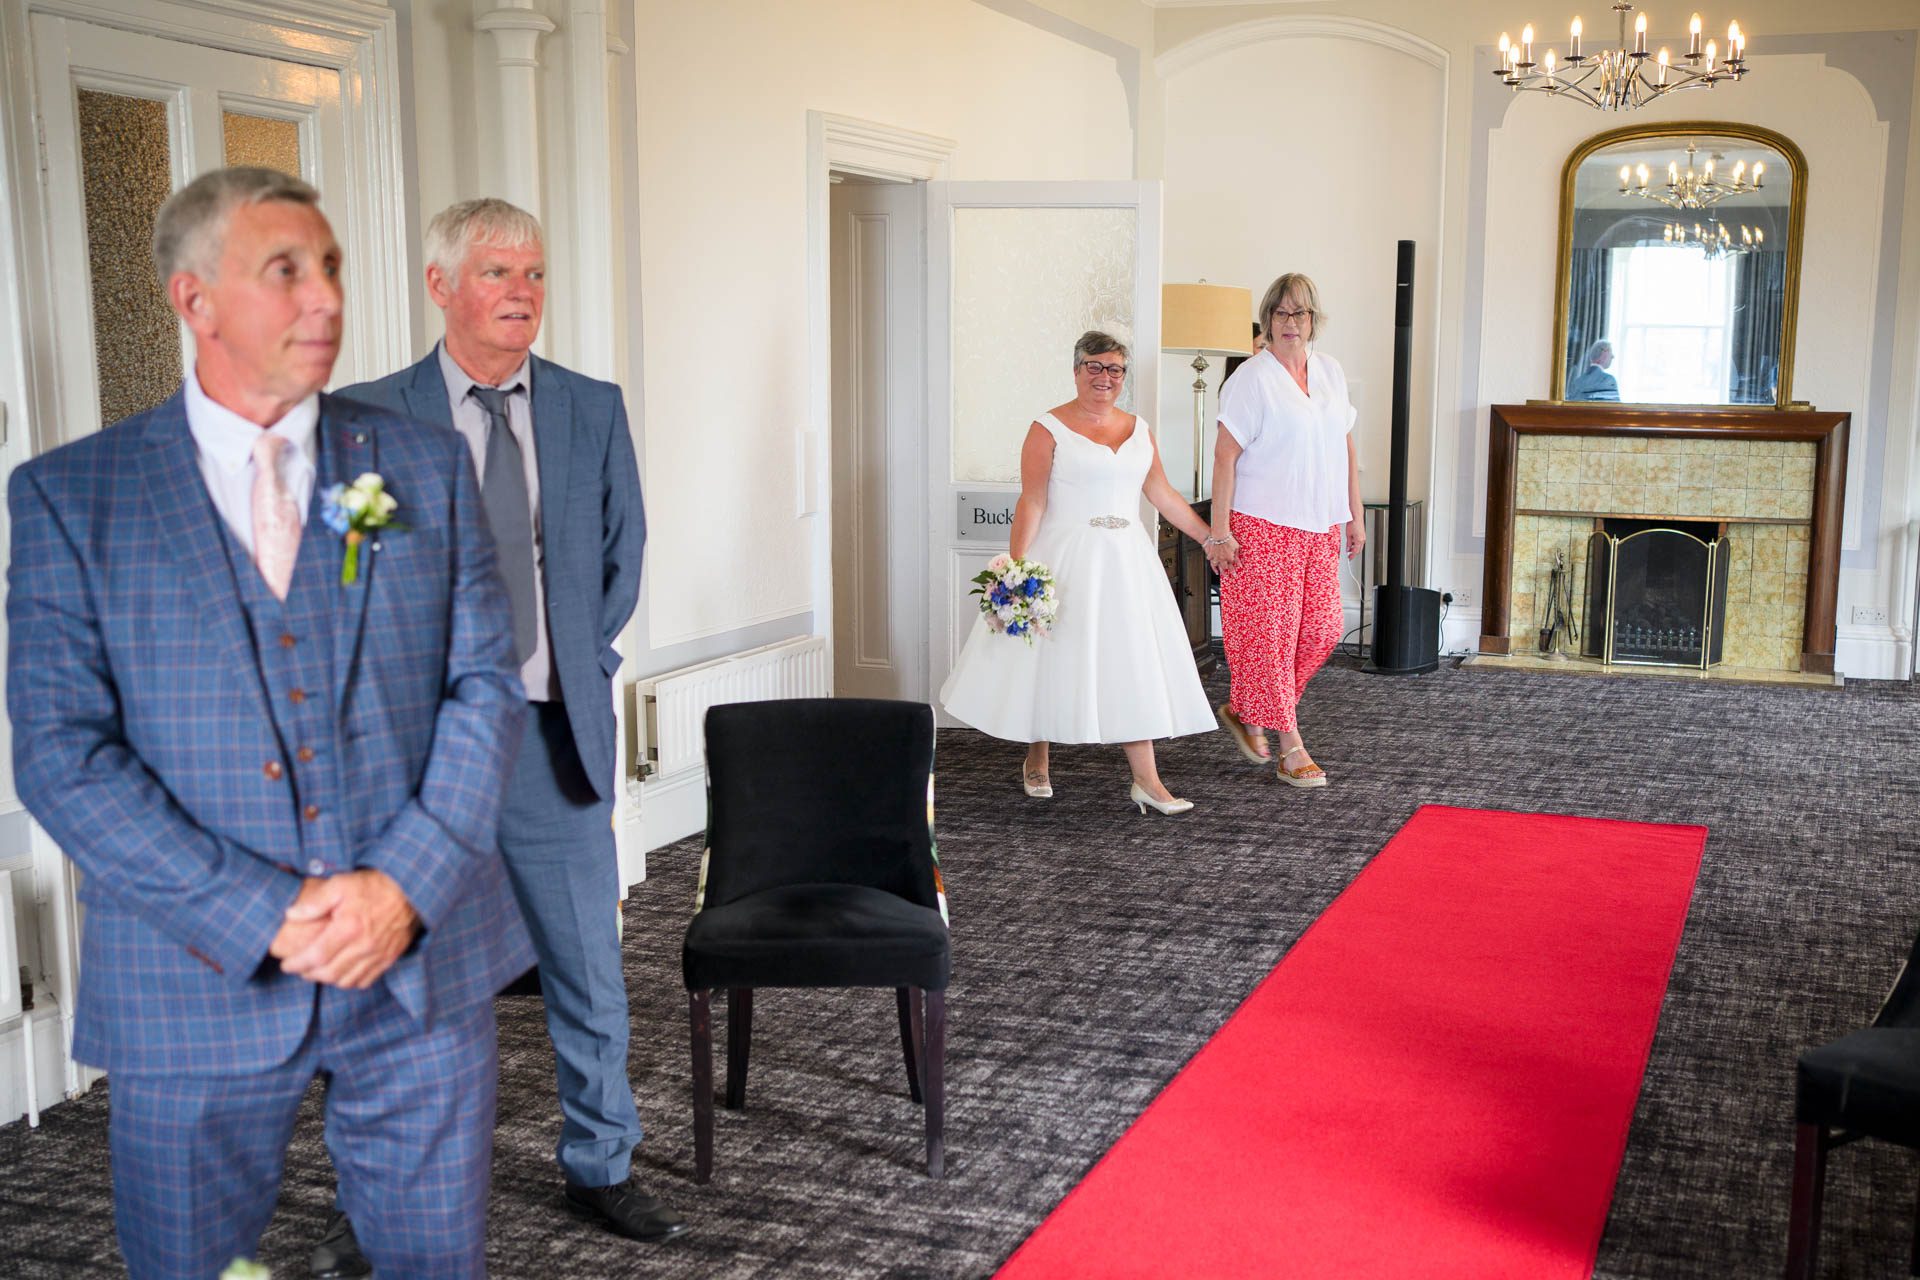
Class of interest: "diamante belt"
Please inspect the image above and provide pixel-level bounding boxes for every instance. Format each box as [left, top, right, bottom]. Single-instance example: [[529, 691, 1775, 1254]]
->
[[1088, 515, 1130, 529]]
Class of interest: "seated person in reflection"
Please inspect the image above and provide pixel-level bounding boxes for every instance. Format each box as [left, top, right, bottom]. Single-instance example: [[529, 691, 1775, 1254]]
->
[[1568, 340, 1620, 401]]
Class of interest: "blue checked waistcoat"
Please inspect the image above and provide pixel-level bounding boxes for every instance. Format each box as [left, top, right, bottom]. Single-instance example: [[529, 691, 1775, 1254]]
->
[[6, 389, 535, 1075]]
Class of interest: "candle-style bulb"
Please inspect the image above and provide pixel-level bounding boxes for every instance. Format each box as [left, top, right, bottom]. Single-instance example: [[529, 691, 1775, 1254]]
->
[[1499, 31, 1511, 54], [1544, 47, 1557, 75], [1753, 161, 1765, 186], [1755, 227, 1764, 243], [1668, 160, 1679, 185], [1657, 47, 1671, 83], [1570, 16, 1582, 57], [1689, 12, 1704, 56], [1637, 163, 1651, 187], [1620, 164, 1632, 188], [1705, 38, 1718, 70]]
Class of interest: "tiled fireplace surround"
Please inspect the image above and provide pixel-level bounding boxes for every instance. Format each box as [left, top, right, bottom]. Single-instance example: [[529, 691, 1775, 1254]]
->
[[1480, 403, 1851, 676]]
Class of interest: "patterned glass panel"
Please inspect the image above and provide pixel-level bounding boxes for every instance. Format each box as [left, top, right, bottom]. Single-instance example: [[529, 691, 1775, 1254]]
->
[[222, 111, 301, 176], [952, 207, 1135, 484], [77, 89, 180, 426]]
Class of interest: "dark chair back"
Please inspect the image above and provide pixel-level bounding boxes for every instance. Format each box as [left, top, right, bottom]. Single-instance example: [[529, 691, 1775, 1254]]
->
[[701, 698, 938, 911]]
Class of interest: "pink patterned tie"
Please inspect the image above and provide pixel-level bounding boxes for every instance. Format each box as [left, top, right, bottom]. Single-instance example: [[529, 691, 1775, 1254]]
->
[[251, 433, 301, 601]]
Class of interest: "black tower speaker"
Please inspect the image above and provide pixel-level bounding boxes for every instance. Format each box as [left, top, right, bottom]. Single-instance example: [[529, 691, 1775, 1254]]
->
[[1367, 240, 1441, 675]]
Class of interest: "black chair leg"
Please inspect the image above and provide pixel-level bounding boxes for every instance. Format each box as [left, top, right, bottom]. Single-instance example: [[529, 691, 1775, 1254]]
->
[[924, 988, 945, 1179], [689, 990, 714, 1185], [1786, 1122, 1826, 1280], [726, 988, 753, 1110], [897, 986, 924, 1104]]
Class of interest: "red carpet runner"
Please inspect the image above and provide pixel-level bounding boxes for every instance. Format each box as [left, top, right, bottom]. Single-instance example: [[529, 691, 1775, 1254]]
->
[[997, 805, 1708, 1279]]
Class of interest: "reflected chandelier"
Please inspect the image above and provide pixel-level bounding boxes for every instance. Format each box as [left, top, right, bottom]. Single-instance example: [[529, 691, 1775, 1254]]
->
[[1663, 219, 1765, 259], [1494, 3, 1751, 111], [1619, 141, 1764, 210]]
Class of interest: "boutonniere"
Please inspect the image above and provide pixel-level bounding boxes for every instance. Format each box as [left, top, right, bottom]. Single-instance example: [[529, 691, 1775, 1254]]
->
[[321, 472, 400, 585]]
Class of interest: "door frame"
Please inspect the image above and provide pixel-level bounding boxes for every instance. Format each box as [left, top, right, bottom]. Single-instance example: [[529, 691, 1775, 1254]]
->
[[1, 0, 412, 457], [0, 0, 409, 1110], [805, 111, 956, 697]]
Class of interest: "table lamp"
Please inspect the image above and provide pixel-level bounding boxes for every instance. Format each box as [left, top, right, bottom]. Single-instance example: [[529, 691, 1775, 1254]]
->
[[1161, 282, 1252, 499]]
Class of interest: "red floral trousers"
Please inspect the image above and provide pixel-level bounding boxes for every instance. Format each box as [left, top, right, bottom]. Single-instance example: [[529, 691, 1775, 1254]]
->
[[1219, 511, 1343, 734]]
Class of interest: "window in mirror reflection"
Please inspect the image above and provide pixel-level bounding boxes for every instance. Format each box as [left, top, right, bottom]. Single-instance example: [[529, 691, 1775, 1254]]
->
[[1608, 246, 1732, 404]]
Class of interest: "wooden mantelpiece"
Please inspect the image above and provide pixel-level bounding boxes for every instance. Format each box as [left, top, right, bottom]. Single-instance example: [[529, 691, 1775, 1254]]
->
[[1480, 403, 1850, 675]]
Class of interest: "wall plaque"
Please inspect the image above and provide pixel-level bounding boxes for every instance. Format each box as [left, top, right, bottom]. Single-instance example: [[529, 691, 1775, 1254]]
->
[[955, 492, 1017, 541]]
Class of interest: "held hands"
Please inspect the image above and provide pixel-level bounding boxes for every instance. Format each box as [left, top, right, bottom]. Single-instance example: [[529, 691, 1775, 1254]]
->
[[1345, 517, 1366, 561], [269, 869, 420, 989], [1204, 533, 1239, 574]]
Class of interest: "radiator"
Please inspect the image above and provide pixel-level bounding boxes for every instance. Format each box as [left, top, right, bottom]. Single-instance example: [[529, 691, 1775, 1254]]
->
[[636, 636, 829, 779]]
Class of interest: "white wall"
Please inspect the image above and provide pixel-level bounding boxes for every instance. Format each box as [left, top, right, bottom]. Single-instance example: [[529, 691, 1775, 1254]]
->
[[1156, 26, 1446, 602], [631, 0, 1135, 650]]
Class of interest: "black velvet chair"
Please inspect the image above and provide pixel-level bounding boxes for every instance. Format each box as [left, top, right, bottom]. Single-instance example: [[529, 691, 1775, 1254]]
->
[[1788, 925, 1920, 1277], [683, 698, 951, 1182]]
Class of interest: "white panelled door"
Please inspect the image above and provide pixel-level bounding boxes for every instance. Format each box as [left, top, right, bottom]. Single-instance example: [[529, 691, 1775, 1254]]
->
[[30, 12, 354, 443], [924, 181, 1162, 721], [830, 179, 928, 702]]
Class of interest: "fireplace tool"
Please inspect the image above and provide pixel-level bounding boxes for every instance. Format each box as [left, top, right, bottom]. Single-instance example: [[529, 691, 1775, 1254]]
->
[[1538, 549, 1580, 660]]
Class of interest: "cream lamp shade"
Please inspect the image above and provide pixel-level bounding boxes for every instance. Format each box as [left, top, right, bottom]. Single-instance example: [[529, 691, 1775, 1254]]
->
[[1161, 283, 1253, 355]]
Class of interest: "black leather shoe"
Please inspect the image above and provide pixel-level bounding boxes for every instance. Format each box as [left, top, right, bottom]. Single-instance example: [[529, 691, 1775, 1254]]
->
[[309, 1210, 372, 1279], [562, 1180, 691, 1242]]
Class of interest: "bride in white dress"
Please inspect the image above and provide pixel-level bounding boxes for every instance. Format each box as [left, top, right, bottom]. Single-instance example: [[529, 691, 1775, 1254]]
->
[[939, 331, 1219, 814]]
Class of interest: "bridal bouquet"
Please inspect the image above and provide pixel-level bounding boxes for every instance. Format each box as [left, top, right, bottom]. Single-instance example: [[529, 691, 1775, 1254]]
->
[[971, 554, 1056, 645]]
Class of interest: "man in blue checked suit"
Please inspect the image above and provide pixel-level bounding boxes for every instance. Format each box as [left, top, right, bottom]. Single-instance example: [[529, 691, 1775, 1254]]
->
[[315, 197, 680, 1273], [6, 167, 532, 1278]]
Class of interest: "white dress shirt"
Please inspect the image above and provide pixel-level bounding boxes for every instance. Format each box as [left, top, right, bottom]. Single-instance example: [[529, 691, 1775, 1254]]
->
[[184, 368, 319, 557], [1215, 348, 1357, 534], [437, 342, 555, 702]]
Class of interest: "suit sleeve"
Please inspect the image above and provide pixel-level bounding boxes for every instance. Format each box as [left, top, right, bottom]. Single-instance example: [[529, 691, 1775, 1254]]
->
[[6, 465, 303, 981], [598, 391, 646, 655], [358, 443, 527, 929]]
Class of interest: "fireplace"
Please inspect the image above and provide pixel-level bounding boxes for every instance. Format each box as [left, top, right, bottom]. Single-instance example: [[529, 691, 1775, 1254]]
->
[[1581, 520, 1730, 668], [1479, 403, 1849, 676]]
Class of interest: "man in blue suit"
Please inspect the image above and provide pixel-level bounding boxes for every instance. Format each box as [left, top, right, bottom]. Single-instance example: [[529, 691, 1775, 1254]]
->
[[1568, 339, 1622, 401], [315, 197, 677, 1271], [6, 167, 531, 1278]]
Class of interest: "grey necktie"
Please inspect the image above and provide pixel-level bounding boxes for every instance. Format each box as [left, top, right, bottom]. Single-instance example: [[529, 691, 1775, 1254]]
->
[[469, 384, 538, 663]]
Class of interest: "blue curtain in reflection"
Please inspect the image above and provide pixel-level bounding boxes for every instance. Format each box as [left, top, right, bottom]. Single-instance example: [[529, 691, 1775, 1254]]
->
[[1730, 251, 1784, 404], [1564, 248, 1610, 393]]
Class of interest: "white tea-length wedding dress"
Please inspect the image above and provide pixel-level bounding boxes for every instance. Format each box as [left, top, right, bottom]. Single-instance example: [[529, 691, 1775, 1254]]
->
[[939, 413, 1214, 744]]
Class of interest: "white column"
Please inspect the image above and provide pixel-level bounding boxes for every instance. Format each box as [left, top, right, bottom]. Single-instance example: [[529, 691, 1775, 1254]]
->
[[564, 0, 620, 381], [474, 0, 555, 219]]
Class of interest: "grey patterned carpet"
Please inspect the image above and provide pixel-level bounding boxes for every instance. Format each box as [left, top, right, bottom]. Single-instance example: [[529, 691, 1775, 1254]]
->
[[2, 656, 1918, 1278]]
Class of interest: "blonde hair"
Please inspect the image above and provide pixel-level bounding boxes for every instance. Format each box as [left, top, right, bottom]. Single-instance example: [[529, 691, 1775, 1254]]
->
[[1257, 273, 1326, 343]]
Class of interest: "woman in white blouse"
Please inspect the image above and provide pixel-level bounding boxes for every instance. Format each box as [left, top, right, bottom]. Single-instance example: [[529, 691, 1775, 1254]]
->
[[1207, 273, 1364, 787]]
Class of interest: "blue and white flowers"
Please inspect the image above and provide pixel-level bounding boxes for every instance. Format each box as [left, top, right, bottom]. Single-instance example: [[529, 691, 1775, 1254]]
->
[[970, 554, 1057, 645], [321, 471, 400, 585]]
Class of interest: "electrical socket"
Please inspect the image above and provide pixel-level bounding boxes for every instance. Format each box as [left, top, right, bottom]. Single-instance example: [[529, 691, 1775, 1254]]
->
[[1448, 587, 1474, 608], [1850, 605, 1889, 626]]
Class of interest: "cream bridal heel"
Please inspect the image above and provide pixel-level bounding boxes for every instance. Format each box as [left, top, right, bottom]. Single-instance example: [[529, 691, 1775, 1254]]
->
[[1130, 782, 1193, 815]]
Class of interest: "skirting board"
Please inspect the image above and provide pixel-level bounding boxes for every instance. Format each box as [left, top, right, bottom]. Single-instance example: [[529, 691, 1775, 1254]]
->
[[0, 1002, 74, 1129], [1445, 617, 1906, 681], [629, 767, 707, 867]]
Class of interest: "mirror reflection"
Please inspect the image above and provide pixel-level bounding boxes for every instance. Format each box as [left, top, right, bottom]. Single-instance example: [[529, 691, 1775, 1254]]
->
[[1560, 129, 1798, 406]]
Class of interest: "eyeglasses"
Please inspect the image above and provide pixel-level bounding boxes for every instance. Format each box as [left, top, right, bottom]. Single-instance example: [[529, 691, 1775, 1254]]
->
[[1271, 309, 1315, 325], [1078, 361, 1129, 378]]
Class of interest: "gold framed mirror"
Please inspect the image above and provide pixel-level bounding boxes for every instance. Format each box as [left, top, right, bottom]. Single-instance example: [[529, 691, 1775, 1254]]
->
[[1552, 121, 1807, 407]]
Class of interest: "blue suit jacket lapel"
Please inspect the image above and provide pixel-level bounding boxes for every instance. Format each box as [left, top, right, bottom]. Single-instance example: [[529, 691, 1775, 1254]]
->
[[401, 354, 455, 430], [318, 399, 379, 711], [139, 394, 276, 727], [530, 355, 572, 554]]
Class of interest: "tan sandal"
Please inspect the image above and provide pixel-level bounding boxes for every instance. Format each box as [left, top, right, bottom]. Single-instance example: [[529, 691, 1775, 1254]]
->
[[1276, 745, 1328, 789], [1218, 703, 1271, 765]]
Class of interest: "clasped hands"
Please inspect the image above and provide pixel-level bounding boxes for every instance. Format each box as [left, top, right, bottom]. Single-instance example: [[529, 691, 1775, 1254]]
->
[[268, 869, 419, 989], [1204, 534, 1239, 574]]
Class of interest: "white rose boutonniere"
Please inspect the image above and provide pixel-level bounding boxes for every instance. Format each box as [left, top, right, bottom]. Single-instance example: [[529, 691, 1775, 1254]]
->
[[321, 472, 402, 585]]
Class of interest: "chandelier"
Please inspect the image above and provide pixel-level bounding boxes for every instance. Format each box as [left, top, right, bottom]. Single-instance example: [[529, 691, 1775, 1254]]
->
[[1494, 3, 1751, 111], [1618, 141, 1764, 210], [1662, 219, 1765, 259]]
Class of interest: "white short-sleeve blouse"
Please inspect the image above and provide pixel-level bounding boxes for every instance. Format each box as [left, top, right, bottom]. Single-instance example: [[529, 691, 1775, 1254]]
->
[[1215, 349, 1357, 534]]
